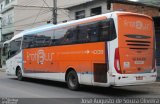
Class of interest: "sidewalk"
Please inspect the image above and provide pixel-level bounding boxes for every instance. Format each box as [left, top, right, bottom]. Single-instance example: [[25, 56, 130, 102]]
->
[[0, 68, 5, 72]]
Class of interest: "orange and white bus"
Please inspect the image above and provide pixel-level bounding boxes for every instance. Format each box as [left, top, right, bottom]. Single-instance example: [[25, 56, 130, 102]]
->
[[4, 11, 157, 90]]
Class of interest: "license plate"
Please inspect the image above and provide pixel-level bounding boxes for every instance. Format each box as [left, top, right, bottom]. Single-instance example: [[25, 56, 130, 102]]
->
[[136, 76, 143, 80], [135, 61, 144, 64]]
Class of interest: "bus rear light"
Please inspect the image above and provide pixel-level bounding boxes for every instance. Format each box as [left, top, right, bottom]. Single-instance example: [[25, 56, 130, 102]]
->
[[114, 48, 121, 74]]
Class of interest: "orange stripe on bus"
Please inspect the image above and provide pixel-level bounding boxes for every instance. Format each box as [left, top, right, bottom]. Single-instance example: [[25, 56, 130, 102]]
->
[[23, 42, 106, 73]]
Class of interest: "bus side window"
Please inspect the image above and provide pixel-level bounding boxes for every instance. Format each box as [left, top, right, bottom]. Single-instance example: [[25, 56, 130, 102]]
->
[[9, 38, 22, 58], [35, 36, 47, 47], [77, 25, 90, 43], [99, 21, 110, 41], [64, 27, 78, 44], [36, 31, 52, 47], [43, 37, 51, 46], [88, 22, 99, 42], [109, 18, 117, 40], [53, 28, 67, 45], [22, 35, 36, 48], [99, 19, 117, 41], [53, 27, 77, 45]]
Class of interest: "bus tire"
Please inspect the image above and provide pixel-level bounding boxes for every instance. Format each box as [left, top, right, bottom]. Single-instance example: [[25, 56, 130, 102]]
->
[[17, 68, 23, 81], [66, 70, 79, 90]]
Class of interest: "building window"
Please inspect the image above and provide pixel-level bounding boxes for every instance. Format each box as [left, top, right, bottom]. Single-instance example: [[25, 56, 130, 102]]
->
[[107, 0, 111, 10], [2, 18, 6, 26], [1, 4, 3, 11], [91, 7, 102, 16], [8, 14, 13, 24], [75, 10, 85, 20], [5, 0, 10, 5]]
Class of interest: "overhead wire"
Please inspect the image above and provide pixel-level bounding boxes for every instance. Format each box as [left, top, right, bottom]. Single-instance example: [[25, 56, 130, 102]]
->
[[42, 0, 53, 11], [21, 0, 37, 7], [2, 17, 53, 29], [32, 3, 45, 27], [1, 0, 52, 30], [1, 0, 76, 29], [14, 5, 52, 10], [41, 0, 73, 22], [1, 10, 52, 30], [2, 9, 51, 26], [59, 9, 74, 20]]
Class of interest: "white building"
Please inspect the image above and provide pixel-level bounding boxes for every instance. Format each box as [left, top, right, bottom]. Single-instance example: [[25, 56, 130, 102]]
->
[[0, 0, 93, 68], [0, 0, 53, 67], [0, 0, 53, 41], [65, 0, 160, 20]]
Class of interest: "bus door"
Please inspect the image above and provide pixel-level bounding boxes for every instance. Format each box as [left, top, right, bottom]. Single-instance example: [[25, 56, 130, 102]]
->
[[6, 38, 22, 74]]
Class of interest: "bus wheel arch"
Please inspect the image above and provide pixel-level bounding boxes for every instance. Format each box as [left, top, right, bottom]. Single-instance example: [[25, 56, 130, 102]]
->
[[16, 66, 23, 81], [65, 68, 80, 90]]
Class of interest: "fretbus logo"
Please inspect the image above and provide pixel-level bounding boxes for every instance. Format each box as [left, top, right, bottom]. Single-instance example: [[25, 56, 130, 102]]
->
[[124, 20, 149, 30], [37, 50, 45, 64], [27, 50, 54, 64]]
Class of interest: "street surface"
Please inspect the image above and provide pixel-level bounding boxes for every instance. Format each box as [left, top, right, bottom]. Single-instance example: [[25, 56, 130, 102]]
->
[[0, 71, 160, 104]]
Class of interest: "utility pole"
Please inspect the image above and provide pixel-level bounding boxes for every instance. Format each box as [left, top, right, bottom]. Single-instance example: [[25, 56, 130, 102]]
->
[[0, 17, 2, 68], [53, 0, 57, 24]]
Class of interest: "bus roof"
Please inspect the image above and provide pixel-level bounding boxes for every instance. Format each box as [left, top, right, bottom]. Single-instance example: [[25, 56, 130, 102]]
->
[[10, 11, 152, 41]]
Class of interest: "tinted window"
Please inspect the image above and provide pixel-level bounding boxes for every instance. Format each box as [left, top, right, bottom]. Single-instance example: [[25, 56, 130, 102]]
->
[[77, 25, 90, 43], [22, 35, 36, 48], [9, 38, 22, 58], [36, 31, 53, 47], [22, 18, 116, 48], [87, 22, 99, 42], [52, 27, 78, 45], [77, 18, 116, 43], [23, 30, 54, 48], [63, 27, 78, 44], [52, 28, 69, 45], [98, 18, 116, 41]]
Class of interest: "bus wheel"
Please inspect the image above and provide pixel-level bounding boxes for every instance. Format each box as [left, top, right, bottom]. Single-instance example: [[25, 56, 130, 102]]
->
[[17, 69, 23, 81], [67, 70, 79, 90]]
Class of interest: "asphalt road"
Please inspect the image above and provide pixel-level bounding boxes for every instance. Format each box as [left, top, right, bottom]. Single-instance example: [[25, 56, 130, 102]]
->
[[0, 71, 160, 104]]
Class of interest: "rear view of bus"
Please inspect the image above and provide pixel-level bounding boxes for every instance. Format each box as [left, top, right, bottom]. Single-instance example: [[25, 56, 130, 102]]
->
[[113, 12, 157, 86]]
